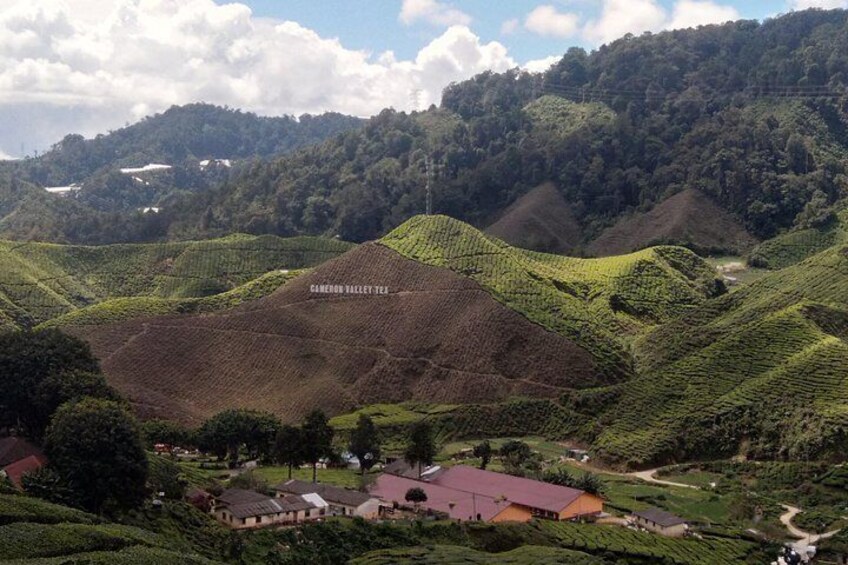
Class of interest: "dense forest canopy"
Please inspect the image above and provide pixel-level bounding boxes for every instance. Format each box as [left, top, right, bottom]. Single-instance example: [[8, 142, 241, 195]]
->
[[158, 9, 848, 247], [2, 9, 847, 249]]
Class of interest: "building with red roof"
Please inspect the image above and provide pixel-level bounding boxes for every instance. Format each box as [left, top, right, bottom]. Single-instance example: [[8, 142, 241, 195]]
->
[[371, 464, 603, 523], [0, 437, 47, 489]]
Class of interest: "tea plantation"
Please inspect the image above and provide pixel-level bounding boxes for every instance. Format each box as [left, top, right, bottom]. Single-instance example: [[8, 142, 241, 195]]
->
[[0, 234, 352, 328], [381, 215, 723, 382]]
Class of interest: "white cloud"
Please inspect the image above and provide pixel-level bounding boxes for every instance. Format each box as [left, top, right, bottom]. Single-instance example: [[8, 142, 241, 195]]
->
[[524, 5, 580, 38], [0, 1, 513, 152], [791, 0, 848, 7], [668, 0, 739, 30], [500, 18, 520, 35], [523, 55, 561, 73], [583, 0, 740, 45], [583, 0, 667, 44], [399, 0, 471, 27], [0, 148, 17, 160]]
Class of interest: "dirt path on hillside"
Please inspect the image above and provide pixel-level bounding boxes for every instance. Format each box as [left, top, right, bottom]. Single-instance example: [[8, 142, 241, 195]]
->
[[566, 460, 701, 490], [627, 468, 700, 490], [780, 504, 841, 544]]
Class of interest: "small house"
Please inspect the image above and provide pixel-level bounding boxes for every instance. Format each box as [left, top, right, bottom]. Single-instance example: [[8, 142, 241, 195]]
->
[[0, 437, 46, 489], [274, 479, 382, 519], [631, 507, 688, 537], [212, 488, 319, 529]]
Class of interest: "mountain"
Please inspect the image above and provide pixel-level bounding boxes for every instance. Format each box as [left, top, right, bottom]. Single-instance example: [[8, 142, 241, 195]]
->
[[141, 9, 848, 253], [586, 189, 758, 256], [8, 214, 848, 467], [749, 204, 848, 269], [0, 105, 363, 243], [58, 216, 720, 424], [3, 10, 847, 252], [8, 104, 364, 189], [0, 234, 353, 330], [485, 183, 583, 254]]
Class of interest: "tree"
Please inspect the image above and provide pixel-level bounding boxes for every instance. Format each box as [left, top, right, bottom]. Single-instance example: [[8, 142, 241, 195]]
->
[[500, 440, 532, 476], [196, 409, 281, 465], [301, 410, 334, 483], [542, 468, 575, 487], [31, 371, 120, 441], [44, 398, 148, 513], [0, 330, 100, 440], [404, 487, 428, 512], [404, 421, 436, 479], [275, 425, 304, 479], [348, 414, 381, 475], [140, 419, 194, 449], [472, 440, 492, 470]]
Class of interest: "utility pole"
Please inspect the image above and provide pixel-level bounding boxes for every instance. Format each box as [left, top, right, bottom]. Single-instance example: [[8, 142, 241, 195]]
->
[[425, 155, 433, 215], [409, 88, 422, 112]]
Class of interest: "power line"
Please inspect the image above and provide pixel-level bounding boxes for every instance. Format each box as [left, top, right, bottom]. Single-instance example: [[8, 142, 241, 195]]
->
[[540, 82, 848, 104]]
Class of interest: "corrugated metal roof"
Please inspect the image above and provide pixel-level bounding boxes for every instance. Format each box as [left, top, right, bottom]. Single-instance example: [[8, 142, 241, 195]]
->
[[369, 473, 509, 522], [275, 479, 375, 507], [633, 507, 687, 527], [432, 466, 585, 514]]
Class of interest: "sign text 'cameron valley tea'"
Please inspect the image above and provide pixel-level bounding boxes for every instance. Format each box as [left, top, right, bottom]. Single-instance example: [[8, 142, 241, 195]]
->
[[309, 284, 390, 295]]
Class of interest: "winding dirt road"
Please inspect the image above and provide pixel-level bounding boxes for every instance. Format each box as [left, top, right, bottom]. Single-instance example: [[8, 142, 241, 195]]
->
[[779, 504, 841, 544]]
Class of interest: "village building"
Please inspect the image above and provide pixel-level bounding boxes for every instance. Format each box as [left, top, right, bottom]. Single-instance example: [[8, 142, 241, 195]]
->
[[212, 488, 319, 529], [371, 464, 603, 523], [0, 437, 47, 489], [631, 507, 688, 537], [274, 479, 382, 518]]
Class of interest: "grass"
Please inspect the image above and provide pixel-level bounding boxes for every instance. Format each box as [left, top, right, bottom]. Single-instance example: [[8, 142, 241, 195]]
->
[[0, 234, 353, 328], [251, 466, 365, 489]]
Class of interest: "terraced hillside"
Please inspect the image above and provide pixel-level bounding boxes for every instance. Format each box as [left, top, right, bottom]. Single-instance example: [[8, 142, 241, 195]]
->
[[593, 243, 848, 466], [62, 216, 719, 424], [0, 234, 353, 329]]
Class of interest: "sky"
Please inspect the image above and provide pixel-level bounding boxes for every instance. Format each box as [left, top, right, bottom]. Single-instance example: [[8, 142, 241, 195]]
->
[[0, 0, 845, 159]]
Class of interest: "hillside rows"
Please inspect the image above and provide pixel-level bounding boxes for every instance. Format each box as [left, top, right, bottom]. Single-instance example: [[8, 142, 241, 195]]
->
[[0, 234, 353, 329], [58, 217, 719, 425], [593, 243, 848, 466]]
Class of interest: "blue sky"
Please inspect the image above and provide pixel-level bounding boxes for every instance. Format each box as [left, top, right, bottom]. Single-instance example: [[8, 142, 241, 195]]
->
[[244, 0, 788, 62]]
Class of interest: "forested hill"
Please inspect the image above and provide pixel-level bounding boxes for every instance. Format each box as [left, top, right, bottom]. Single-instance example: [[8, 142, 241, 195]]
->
[[3, 9, 848, 253], [0, 105, 363, 242], [158, 8, 848, 257], [8, 104, 364, 188]]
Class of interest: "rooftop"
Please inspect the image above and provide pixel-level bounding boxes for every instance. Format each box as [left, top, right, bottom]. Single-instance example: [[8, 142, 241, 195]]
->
[[370, 473, 508, 522], [275, 479, 374, 507], [633, 507, 687, 527], [431, 465, 586, 514], [0, 437, 45, 468], [1, 455, 44, 488]]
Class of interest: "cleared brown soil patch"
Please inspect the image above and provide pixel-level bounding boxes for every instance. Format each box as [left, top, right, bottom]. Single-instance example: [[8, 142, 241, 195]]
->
[[486, 183, 582, 253], [588, 189, 758, 256], [68, 244, 598, 424]]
